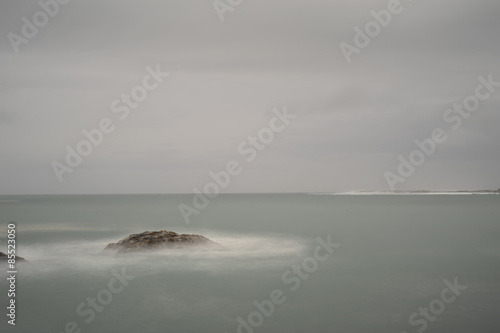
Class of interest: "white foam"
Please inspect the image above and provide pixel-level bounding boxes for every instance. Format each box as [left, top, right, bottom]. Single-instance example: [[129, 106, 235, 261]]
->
[[17, 232, 310, 276]]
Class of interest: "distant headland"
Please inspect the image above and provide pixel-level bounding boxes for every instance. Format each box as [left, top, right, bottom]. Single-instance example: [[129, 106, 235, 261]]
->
[[309, 189, 500, 195]]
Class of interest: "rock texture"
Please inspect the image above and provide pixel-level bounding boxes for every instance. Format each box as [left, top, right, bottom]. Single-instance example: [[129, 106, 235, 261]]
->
[[104, 230, 220, 253], [0, 252, 26, 262]]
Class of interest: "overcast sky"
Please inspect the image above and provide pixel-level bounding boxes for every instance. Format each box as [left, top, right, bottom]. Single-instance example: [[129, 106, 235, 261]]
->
[[1, 0, 499, 194]]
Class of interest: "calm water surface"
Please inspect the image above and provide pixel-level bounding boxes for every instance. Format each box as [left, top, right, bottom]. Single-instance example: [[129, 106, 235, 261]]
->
[[0, 194, 499, 333]]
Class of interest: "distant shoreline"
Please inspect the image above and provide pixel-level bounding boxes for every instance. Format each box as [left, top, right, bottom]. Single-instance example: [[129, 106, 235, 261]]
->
[[363, 189, 500, 194], [0, 190, 499, 197], [309, 190, 500, 195]]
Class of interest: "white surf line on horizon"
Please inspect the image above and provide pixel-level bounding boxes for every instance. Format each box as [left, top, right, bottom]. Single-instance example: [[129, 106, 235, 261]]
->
[[307, 192, 499, 195]]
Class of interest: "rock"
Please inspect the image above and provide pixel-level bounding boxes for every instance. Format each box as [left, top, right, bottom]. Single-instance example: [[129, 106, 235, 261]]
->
[[0, 252, 26, 262], [104, 230, 220, 253]]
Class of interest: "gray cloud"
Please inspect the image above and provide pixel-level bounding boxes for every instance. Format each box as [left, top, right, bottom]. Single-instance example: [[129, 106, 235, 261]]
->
[[0, 0, 499, 194]]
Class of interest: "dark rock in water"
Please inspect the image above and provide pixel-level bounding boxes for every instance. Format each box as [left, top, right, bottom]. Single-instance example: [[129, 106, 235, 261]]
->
[[0, 252, 26, 262], [104, 230, 220, 253]]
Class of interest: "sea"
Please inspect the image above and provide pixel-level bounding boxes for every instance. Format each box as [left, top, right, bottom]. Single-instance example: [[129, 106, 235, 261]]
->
[[0, 193, 499, 333]]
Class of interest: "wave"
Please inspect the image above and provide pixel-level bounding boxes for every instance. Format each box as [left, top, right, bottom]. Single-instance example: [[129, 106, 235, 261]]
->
[[15, 232, 310, 277]]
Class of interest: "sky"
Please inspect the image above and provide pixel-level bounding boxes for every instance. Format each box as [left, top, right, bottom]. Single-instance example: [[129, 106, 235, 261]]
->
[[0, 0, 499, 194]]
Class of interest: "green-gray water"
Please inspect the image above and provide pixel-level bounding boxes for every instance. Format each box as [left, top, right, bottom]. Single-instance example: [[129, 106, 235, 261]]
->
[[0, 194, 499, 333]]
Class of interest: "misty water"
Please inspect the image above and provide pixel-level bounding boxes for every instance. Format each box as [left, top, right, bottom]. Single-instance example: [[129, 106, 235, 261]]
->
[[0, 193, 499, 333]]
